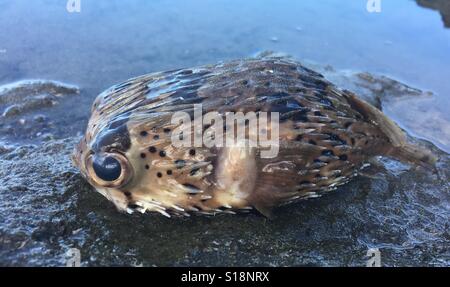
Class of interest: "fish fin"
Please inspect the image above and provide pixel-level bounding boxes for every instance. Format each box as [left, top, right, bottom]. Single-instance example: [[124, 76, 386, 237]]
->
[[386, 143, 437, 169], [247, 171, 299, 219], [343, 90, 437, 168], [252, 202, 274, 219]]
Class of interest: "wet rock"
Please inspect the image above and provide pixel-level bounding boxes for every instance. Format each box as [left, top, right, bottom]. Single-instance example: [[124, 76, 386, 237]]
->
[[2, 94, 58, 117], [0, 80, 79, 117], [0, 135, 447, 266], [10, 185, 28, 192], [309, 63, 432, 109], [417, 0, 450, 28], [0, 144, 13, 155], [33, 114, 48, 123], [310, 62, 450, 152], [0, 66, 448, 267], [355, 72, 432, 103], [0, 80, 79, 106], [36, 132, 54, 142], [0, 80, 82, 144]]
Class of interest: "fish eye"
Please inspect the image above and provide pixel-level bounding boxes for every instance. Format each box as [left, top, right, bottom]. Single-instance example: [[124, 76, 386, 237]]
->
[[92, 156, 122, 182], [86, 152, 133, 187]]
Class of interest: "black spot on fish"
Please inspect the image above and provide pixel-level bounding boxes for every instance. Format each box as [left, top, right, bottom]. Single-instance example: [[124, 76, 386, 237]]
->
[[339, 154, 348, 161], [163, 128, 171, 134], [183, 183, 201, 194], [292, 110, 309, 122], [190, 168, 200, 176], [140, 153, 146, 158], [159, 150, 166, 157], [175, 159, 186, 169], [322, 150, 335, 156], [288, 87, 303, 93], [127, 203, 139, 210], [153, 135, 160, 140], [327, 133, 347, 145], [167, 170, 172, 175], [189, 149, 196, 156], [140, 131, 148, 137], [145, 164, 149, 170], [123, 191, 132, 198], [157, 172, 162, 178], [314, 111, 323, 117], [149, 146, 157, 153]]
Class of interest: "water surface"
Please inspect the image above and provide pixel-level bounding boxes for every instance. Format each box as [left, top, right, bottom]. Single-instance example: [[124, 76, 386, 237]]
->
[[0, 0, 448, 266]]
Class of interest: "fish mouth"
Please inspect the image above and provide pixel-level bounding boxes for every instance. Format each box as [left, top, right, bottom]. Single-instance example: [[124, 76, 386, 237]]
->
[[71, 136, 89, 172], [71, 146, 82, 169], [71, 151, 79, 168]]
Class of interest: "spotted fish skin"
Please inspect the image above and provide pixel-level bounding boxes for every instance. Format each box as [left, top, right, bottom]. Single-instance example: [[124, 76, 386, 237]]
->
[[72, 56, 435, 217]]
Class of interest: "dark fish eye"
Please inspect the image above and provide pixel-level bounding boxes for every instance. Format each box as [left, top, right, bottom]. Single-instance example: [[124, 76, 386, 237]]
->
[[92, 155, 122, 182]]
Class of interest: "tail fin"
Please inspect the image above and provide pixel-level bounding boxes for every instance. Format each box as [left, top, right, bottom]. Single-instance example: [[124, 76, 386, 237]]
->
[[386, 143, 436, 168], [342, 90, 437, 168]]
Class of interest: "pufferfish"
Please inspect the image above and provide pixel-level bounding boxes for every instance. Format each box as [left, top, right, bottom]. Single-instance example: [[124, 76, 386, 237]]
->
[[72, 56, 435, 217]]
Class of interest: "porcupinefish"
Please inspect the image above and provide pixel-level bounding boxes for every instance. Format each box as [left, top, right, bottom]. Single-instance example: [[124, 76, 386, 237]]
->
[[72, 56, 435, 217]]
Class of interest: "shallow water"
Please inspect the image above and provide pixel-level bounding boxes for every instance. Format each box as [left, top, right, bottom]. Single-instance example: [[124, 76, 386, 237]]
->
[[0, 0, 449, 266]]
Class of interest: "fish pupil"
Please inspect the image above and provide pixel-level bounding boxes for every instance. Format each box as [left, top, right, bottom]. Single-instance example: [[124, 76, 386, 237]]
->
[[93, 156, 122, 181]]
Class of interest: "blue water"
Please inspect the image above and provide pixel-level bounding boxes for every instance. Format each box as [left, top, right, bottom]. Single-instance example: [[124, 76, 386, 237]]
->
[[0, 0, 448, 93], [0, 0, 449, 267], [0, 0, 449, 149]]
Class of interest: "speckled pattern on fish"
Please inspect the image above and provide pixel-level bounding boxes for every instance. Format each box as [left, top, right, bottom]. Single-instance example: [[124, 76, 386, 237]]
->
[[72, 55, 436, 218]]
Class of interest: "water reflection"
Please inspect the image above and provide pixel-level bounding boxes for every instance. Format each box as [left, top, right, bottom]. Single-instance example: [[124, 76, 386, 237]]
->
[[417, 0, 450, 27]]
